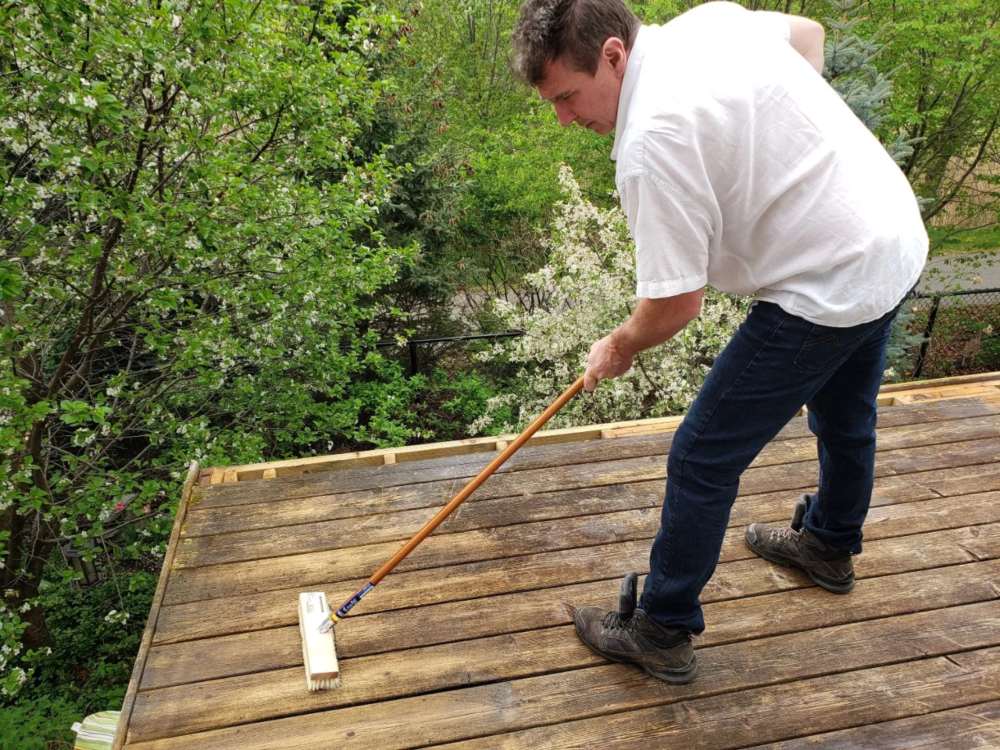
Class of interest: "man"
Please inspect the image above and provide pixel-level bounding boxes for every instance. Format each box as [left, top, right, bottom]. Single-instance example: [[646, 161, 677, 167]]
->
[[511, 0, 927, 684]]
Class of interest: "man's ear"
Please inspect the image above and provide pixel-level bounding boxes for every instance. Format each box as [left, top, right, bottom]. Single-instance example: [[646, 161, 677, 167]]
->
[[602, 37, 628, 78]]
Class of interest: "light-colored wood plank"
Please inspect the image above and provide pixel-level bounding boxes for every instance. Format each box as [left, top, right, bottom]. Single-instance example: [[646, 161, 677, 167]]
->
[[195, 395, 1000, 507], [893, 383, 1000, 404], [181, 412, 1000, 537], [878, 371, 1000, 392]]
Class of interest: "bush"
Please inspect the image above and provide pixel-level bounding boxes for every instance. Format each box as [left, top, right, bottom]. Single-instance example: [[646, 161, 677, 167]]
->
[[0, 694, 80, 750], [473, 166, 747, 432]]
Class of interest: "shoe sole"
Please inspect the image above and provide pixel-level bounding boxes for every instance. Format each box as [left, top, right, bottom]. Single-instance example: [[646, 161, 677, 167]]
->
[[573, 624, 698, 685], [745, 536, 854, 594]]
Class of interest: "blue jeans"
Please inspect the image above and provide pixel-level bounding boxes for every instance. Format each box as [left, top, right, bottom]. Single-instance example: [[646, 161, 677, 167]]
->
[[640, 300, 902, 634]]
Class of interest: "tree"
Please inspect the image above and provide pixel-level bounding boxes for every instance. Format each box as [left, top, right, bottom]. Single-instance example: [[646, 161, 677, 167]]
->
[[0, 0, 412, 697], [868, 0, 999, 227]]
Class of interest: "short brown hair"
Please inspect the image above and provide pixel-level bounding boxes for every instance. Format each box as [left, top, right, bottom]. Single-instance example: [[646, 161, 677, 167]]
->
[[512, 0, 640, 85]]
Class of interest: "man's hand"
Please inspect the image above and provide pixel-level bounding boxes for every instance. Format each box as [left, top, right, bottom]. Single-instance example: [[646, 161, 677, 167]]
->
[[584, 333, 634, 392], [582, 290, 705, 393]]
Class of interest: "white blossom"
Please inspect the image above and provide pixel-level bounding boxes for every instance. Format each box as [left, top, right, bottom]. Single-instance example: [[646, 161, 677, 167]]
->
[[473, 165, 747, 433], [104, 609, 130, 624]]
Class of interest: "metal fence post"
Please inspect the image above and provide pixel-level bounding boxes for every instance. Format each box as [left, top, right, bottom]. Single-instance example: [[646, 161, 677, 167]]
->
[[408, 340, 419, 376], [912, 294, 941, 379]]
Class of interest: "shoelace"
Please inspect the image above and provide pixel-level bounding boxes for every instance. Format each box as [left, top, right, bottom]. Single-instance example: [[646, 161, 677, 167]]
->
[[767, 526, 798, 545], [601, 610, 638, 634]]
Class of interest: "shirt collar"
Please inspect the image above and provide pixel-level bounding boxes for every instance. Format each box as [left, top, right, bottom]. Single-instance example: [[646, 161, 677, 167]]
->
[[611, 25, 650, 161]]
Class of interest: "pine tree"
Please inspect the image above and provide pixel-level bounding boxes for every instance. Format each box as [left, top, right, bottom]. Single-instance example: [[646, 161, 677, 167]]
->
[[823, 0, 914, 166]]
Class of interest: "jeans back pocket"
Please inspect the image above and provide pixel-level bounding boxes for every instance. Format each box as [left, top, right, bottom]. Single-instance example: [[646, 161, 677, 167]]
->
[[793, 323, 870, 373]]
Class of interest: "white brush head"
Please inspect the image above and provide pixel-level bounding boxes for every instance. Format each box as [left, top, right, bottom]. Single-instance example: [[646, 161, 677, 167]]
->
[[298, 591, 340, 691]]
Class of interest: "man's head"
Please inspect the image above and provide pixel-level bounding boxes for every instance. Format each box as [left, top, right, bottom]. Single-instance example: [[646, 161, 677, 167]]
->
[[512, 0, 639, 134]]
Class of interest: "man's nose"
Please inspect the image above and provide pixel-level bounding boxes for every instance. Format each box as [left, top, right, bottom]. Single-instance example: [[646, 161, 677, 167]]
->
[[553, 101, 575, 126]]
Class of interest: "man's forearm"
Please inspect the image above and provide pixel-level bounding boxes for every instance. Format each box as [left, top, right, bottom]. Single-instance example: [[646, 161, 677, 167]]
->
[[611, 290, 704, 358], [582, 289, 704, 392]]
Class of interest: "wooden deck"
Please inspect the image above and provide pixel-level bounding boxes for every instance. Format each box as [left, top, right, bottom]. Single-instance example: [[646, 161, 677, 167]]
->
[[116, 374, 1000, 749]]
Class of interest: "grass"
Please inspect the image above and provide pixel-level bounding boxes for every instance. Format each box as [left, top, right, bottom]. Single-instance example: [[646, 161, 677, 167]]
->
[[928, 224, 1000, 257]]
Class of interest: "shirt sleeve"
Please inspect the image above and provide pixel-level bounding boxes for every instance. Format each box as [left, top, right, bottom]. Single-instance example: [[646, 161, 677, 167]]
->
[[755, 10, 792, 43], [619, 169, 711, 299]]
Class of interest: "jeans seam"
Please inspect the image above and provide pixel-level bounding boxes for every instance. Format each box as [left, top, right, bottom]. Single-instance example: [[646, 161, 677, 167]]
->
[[674, 315, 788, 474]]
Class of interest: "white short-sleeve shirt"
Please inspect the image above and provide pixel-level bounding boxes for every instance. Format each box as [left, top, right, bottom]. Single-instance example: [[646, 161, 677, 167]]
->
[[612, 1, 927, 327]]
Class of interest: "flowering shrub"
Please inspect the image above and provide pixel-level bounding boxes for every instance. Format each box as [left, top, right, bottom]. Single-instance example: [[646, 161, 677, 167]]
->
[[473, 166, 747, 433], [0, 0, 414, 698]]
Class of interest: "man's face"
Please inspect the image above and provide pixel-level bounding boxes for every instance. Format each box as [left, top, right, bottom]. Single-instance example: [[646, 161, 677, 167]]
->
[[537, 38, 628, 135]]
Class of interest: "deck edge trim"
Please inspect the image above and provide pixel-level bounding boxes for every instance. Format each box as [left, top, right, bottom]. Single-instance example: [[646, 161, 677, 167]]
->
[[114, 459, 200, 750], [205, 373, 1000, 483]]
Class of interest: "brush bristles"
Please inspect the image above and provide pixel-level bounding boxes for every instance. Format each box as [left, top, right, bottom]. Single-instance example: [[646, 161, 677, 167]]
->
[[299, 592, 340, 691], [306, 676, 342, 691]]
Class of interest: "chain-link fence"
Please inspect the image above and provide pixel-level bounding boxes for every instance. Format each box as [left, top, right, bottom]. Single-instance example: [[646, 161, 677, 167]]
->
[[896, 287, 1000, 379]]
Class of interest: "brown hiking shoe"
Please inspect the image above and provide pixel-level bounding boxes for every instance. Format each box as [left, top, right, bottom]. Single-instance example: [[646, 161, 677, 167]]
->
[[745, 494, 855, 593], [571, 572, 697, 684]]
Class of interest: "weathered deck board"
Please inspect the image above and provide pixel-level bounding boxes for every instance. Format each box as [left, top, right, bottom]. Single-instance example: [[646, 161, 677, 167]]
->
[[173, 433, 1000, 572], [129, 606, 1000, 748], [750, 700, 1000, 749], [141, 520, 1000, 690], [163, 466, 1000, 609], [117, 382, 1000, 749], [181, 409, 1000, 537], [194, 394, 1000, 506], [428, 647, 1000, 750], [154, 480, 1000, 648]]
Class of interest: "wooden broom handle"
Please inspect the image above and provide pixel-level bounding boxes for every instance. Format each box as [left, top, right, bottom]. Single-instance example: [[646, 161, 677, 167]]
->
[[369, 375, 585, 585]]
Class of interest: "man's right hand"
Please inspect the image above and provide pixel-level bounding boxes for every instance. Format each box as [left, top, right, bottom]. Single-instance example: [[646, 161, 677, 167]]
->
[[582, 290, 705, 392], [584, 333, 634, 392]]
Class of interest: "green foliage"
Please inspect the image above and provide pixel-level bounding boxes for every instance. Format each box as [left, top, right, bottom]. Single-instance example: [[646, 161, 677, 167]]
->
[[0, 693, 79, 749], [884, 299, 924, 382], [411, 368, 511, 439], [851, 0, 1000, 225], [0, 0, 422, 700], [0, 568, 153, 749], [384, 0, 618, 320]]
